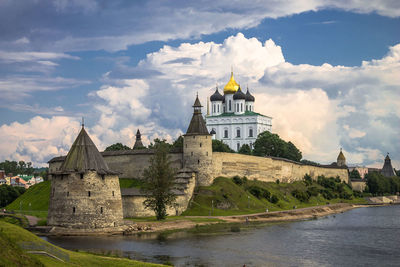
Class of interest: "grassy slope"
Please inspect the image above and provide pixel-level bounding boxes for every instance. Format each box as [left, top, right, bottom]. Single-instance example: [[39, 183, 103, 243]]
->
[[0, 221, 165, 267], [182, 177, 366, 216], [6, 181, 50, 218]]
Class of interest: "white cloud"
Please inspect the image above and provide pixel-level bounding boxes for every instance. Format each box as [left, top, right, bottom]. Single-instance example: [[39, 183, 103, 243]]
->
[[0, 51, 79, 63]]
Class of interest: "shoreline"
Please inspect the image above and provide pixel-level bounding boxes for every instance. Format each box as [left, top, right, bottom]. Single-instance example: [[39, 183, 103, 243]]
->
[[35, 203, 367, 236]]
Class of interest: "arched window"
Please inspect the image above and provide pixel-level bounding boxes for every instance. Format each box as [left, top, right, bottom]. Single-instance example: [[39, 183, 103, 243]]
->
[[229, 100, 231, 111], [246, 105, 248, 111], [249, 128, 253, 137], [217, 105, 220, 113], [224, 129, 228, 138], [241, 103, 243, 112], [236, 128, 241, 138]]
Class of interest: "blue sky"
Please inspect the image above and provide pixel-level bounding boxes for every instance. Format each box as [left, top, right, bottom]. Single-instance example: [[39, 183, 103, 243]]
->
[[0, 0, 399, 168]]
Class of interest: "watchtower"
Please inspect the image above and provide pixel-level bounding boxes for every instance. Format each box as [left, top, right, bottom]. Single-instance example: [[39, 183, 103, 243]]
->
[[47, 124, 123, 229], [183, 95, 213, 186]]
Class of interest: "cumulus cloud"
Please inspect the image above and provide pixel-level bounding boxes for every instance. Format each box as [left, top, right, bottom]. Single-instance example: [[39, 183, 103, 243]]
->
[[1, 33, 398, 169], [0, 116, 82, 166]]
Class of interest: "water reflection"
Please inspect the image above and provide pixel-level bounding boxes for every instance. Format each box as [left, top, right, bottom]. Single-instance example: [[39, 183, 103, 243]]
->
[[42, 205, 400, 266]]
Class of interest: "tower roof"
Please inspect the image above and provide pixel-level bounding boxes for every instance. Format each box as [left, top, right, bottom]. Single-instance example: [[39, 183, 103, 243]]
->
[[210, 87, 224, 101], [60, 126, 116, 174], [186, 96, 210, 135], [133, 129, 144, 149], [381, 153, 396, 177], [233, 86, 246, 100], [223, 72, 240, 94], [245, 87, 255, 102], [337, 148, 346, 161]]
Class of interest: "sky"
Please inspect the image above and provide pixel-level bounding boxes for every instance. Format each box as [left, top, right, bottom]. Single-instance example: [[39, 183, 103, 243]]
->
[[0, 0, 399, 169]]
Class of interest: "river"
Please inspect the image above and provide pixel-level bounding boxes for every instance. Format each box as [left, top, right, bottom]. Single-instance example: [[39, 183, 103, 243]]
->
[[41, 205, 400, 266]]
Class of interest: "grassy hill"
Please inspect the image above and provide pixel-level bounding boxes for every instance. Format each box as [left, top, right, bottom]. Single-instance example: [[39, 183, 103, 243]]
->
[[6, 181, 50, 218], [0, 221, 165, 267], [182, 176, 366, 216]]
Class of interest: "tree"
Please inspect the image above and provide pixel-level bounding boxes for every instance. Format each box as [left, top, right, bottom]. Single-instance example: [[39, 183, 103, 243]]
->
[[238, 144, 252, 155], [148, 138, 171, 149], [105, 143, 131, 151], [141, 143, 177, 220], [0, 184, 25, 208], [172, 136, 183, 149], [212, 140, 234, 152], [253, 131, 302, 161], [349, 169, 361, 180]]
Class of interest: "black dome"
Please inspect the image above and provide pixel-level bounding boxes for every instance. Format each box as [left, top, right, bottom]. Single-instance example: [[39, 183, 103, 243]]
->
[[210, 88, 224, 101], [233, 87, 246, 100], [210, 129, 216, 135], [245, 88, 255, 102]]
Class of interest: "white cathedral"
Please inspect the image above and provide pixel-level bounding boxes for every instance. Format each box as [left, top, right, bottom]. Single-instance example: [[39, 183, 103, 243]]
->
[[206, 72, 272, 151]]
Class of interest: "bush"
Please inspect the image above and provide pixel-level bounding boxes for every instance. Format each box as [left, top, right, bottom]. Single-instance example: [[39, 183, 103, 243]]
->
[[276, 179, 280, 184], [262, 189, 271, 200], [306, 186, 319, 197], [270, 195, 279, 204], [232, 176, 243, 186], [291, 189, 310, 202], [320, 189, 335, 200], [303, 174, 312, 186], [248, 186, 263, 199]]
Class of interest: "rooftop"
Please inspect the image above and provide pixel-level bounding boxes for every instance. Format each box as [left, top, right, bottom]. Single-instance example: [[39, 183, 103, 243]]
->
[[206, 110, 271, 119]]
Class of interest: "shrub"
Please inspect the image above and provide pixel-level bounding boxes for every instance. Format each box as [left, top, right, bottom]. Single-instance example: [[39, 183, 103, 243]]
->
[[248, 186, 263, 199], [303, 174, 312, 186], [232, 176, 243, 186], [320, 189, 335, 200], [307, 186, 319, 197], [270, 195, 279, 204], [291, 189, 310, 202], [276, 179, 280, 184], [262, 189, 271, 200]]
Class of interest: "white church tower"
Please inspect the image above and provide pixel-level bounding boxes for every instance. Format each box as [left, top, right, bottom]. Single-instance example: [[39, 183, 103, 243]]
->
[[206, 72, 272, 151]]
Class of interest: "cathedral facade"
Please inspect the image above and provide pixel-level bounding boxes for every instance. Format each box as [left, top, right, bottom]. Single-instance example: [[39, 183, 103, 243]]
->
[[206, 72, 272, 151]]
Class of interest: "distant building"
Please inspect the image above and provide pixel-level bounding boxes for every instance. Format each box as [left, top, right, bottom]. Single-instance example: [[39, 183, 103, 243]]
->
[[381, 153, 396, 177], [133, 129, 144, 149], [206, 72, 272, 152], [337, 148, 346, 167]]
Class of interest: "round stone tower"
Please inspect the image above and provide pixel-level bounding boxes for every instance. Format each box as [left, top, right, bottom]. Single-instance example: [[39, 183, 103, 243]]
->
[[183, 95, 213, 186], [48, 125, 124, 229]]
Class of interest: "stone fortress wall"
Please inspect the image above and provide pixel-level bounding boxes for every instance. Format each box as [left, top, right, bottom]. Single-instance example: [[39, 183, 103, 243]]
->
[[211, 152, 349, 184]]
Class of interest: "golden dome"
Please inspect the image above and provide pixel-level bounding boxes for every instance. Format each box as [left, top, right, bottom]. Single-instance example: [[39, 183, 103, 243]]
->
[[223, 72, 240, 94]]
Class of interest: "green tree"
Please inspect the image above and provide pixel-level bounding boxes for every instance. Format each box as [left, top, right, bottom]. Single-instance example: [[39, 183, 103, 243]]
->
[[349, 169, 362, 180], [172, 136, 183, 149], [253, 131, 302, 161], [238, 144, 252, 155], [212, 140, 234, 152], [0, 184, 25, 208], [148, 138, 172, 149], [141, 143, 177, 220], [104, 143, 131, 151]]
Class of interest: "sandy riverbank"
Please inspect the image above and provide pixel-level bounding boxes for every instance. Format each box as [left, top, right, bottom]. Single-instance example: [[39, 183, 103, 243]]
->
[[38, 203, 361, 236]]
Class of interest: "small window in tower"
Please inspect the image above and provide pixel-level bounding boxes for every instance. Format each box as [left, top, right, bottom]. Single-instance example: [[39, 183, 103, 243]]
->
[[206, 152, 208, 156], [241, 103, 243, 112], [237, 129, 241, 138], [249, 128, 253, 137], [200, 143, 202, 147], [229, 100, 231, 111], [112, 191, 115, 197], [191, 152, 193, 156], [101, 174, 105, 180], [223, 106, 226, 112], [198, 159, 200, 164], [217, 105, 220, 113], [193, 136, 195, 139], [101, 207, 103, 214], [224, 129, 228, 138], [67, 191, 69, 197], [80, 173, 83, 179], [88, 191, 91, 197], [73, 207, 76, 214], [61, 175, 63, 180]]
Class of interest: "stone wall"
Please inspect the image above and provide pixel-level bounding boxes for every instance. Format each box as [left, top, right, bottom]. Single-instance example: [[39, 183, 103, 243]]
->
[[350, 180, 366, 192], [121, 171, 196, 217], [49, 149, 183, 180], [211, 152, 349, 184], [47, 171, 124, 228]]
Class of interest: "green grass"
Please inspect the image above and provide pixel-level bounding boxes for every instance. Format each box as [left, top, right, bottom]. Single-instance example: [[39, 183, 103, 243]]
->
[[119, 178, 146, 188], [0, 221, 166, 266], [6, 181, 50, 219], [182, 177, 367, 216]]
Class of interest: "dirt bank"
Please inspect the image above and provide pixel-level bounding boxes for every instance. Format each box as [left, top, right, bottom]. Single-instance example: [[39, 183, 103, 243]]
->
[[37, 203, 359, 236]]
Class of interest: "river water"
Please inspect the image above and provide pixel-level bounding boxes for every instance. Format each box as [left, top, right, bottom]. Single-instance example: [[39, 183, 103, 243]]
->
[[42, 205, 400, 266]]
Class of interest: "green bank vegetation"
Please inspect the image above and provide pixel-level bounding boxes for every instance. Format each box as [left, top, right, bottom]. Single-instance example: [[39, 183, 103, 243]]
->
[[6, 181, 50, 219], [0, 221, 166, 267], [182, 175, 367, 216]]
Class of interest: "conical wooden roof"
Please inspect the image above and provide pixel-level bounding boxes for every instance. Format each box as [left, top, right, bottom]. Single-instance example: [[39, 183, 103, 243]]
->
[[60, 127, 116, 174], [185, 96, 210, 135]]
